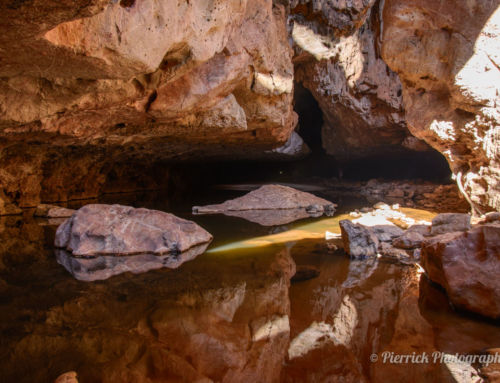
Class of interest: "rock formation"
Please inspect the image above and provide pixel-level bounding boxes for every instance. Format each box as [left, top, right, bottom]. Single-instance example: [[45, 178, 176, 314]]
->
[[193, 184, 336, 225], [290, 0, 419, 160], [0, 0, 498, 215], [421, 222, 500, 319], [0, 0, 297, 209], [381, 0, 500, 213], [55, 204, 212, 256]]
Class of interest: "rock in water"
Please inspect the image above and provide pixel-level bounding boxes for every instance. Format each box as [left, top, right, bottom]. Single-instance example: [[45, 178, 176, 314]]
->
[[421, 223, 500, 319], [339, 220, 379, 259], [192, 185, 336, 225], [55, 204, 213, 257], [35, 204, 75, 218]]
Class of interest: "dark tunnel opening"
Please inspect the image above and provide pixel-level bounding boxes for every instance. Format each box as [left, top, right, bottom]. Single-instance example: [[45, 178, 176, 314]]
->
[[181, 82, 453, 191]]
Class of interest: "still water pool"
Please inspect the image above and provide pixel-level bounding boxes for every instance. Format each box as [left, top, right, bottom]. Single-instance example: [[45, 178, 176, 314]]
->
[[0, 189, 498, 382]]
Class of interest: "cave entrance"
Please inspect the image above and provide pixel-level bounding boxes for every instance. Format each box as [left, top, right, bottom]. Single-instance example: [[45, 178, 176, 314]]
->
[[294, 83, 324, 154]]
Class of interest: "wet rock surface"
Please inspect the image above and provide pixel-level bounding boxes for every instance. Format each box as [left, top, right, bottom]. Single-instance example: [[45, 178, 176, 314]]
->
[[193, 185, 336, 225], [55, 204, 213, 256]]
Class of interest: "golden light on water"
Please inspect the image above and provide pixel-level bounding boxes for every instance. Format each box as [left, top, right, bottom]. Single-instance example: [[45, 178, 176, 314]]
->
[[207, 207, 437, 253]]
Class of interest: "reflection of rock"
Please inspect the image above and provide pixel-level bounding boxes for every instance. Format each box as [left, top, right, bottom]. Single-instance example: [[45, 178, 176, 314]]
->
[[55, 243, 209, 282], [55, 204, 212, 256], [2, 240, 295, 382], [54, 372, 78, 383], [193, 185, 336, 224], [478, 348, 500, 382], [421, 223, 500, 318], [221, 209, 312, 226], [291, 265, 320, 283]]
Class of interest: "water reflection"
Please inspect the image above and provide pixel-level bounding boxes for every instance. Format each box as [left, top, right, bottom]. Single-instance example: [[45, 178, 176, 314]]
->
[[0, 206, 499, 383], [55, 243, 209, 282]]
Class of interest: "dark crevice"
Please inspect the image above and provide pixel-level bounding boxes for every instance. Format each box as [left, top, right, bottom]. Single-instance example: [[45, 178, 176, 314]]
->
[[120, 0, 135, 8], [144, 90, 158, 113]]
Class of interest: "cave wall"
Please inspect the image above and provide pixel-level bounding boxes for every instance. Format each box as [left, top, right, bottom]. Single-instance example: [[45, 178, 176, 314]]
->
[[0, 0, 297, 211], [0, 0, 498, 213], [381, 0, 500, 213], [288, 0, 428, 161]]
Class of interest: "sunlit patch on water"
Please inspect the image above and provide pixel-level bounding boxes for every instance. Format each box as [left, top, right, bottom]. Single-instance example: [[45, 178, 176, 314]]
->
[[208, 207, 437, 253]]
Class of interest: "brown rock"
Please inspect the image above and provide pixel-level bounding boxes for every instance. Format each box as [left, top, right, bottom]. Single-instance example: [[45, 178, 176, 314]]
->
[[55, 204, 213, 257], [370, 225, 405, 242], [421, 223, 500, 318], [406, 224, 431, 237], [392, 231, 425, 249], [193, 184, 336, 218], [54, 372, 78, 383], [292, 3, 416, 161], [34, 204, 75, 218], [431, 213, 471, 235], [0, 0, 297, 209], [339, 220, 379, 258], [382, 0, 500, 213]]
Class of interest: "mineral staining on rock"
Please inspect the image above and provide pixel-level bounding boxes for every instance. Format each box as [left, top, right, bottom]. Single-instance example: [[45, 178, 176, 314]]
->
[[55, 204, 212, 257], [193, 184, 336, 225]]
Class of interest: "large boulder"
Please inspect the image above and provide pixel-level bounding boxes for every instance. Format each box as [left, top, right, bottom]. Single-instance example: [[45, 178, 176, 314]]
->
[[193, 184, 336, 225], [55, 204, 212, 257], [421, 223, 500, 318]]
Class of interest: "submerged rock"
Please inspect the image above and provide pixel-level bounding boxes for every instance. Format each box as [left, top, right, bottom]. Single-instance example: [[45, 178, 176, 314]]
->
[[421, 223, 500, 319], [55, 204, 213, 257], [193, 185, 336, 225], [35, 204, 75, 218]]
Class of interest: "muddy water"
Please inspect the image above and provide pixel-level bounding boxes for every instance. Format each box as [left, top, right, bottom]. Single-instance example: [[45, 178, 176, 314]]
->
[[0, 190, 499, 383]]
